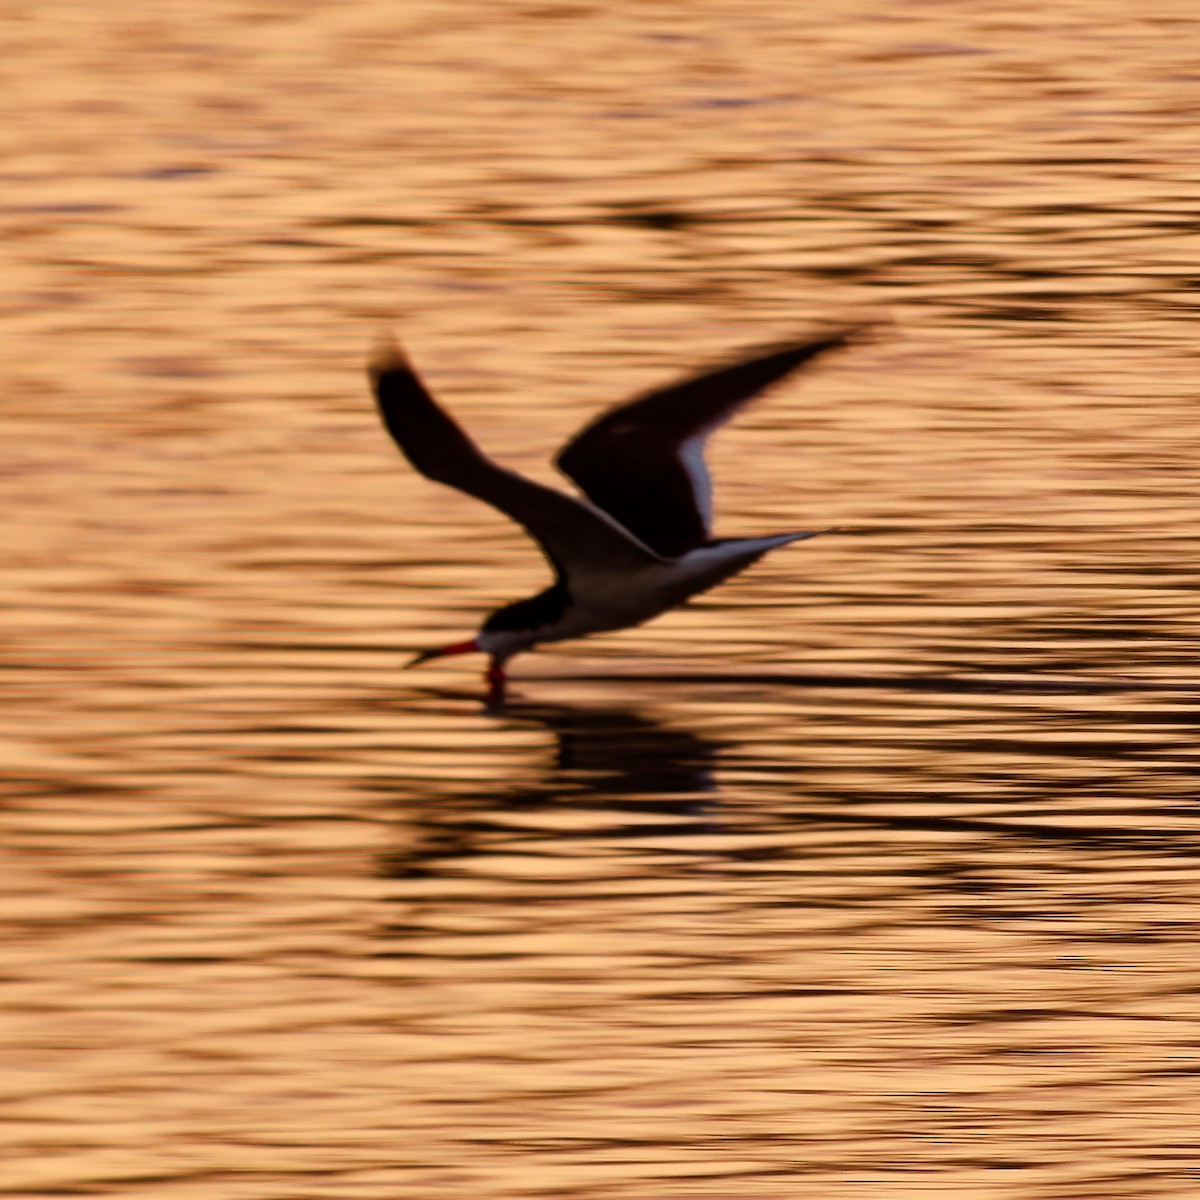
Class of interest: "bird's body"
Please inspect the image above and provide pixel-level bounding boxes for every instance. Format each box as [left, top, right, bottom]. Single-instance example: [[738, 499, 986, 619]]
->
[[370, 327, 861, 705], [476, 531, 812, 661]]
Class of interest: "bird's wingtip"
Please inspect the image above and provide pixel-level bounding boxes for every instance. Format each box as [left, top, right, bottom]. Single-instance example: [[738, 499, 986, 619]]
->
[[368, 331, 412, 383], [751, 315, 887, 366], [822, 310, 894, 346]]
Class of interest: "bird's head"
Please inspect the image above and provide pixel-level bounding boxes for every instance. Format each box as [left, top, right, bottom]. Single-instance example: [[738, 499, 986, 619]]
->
[[405, 582, 570, 671]]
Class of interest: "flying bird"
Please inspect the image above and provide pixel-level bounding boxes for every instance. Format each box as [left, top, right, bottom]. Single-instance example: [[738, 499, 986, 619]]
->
[[371, 327, 862, 705]]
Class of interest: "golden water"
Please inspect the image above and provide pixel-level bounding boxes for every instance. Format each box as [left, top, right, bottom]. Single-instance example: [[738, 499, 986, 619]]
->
[[5, 2, 1200, 1196]]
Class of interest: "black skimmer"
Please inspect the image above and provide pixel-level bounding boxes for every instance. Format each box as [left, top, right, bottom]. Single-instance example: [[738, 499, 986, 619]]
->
[[371, 327, 862, 706]]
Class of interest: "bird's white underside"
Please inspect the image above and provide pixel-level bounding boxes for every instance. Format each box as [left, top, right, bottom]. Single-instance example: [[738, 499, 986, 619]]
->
[[678, 431, 714, 531]]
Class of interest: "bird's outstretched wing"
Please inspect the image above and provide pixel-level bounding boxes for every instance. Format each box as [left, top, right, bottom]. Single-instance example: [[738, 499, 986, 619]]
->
[[556, 327, 864, 557], [370, 343, 662, 581]]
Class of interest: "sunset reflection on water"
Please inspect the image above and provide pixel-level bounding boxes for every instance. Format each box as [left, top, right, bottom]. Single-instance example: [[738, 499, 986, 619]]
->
[[5, 1, 1200, 1197]]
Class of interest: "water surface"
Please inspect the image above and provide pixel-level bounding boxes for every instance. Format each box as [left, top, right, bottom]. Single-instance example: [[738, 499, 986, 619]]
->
[[4, 2, 1200, 1197]]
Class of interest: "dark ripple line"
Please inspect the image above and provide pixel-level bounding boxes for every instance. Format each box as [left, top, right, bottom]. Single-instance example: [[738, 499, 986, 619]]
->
[[532, 669, 1186, 697], [777, 804, 1200, 852]]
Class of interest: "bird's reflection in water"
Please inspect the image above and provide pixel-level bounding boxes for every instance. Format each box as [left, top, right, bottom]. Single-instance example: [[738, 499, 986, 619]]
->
[[378, 695, 725, 882]]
